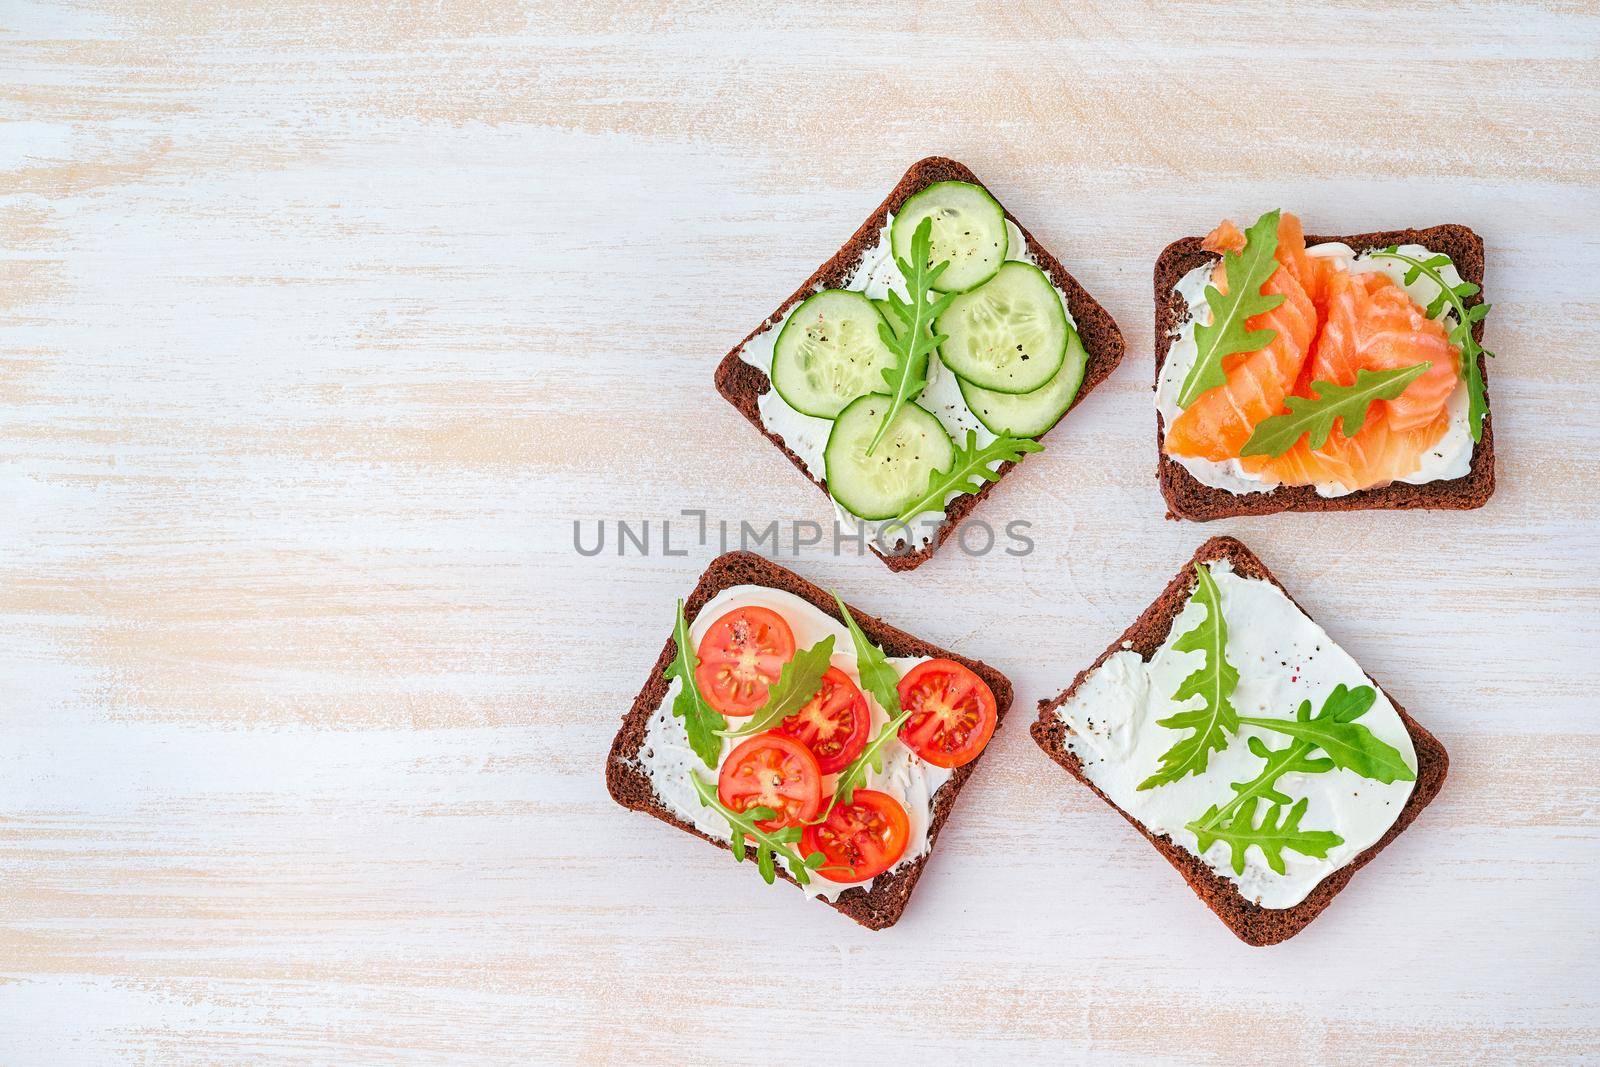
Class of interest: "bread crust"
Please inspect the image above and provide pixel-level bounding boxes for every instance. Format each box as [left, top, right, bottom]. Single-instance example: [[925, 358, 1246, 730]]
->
[[605, 551, 1014, 930], [714, 156, 1126, 570], [1029, 535, 1449, 946], [1153, 224, 1496, 520]]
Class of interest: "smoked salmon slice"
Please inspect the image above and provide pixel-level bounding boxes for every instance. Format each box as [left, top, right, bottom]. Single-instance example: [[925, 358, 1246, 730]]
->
[[1166, 214, 1461, 493], [1241, 270, 1458, 490], [1163, 213, 1322, 462]]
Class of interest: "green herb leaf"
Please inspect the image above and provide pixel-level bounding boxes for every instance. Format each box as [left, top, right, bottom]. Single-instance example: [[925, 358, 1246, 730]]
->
[[1199, 734, 1332, 830], [831, 594, 901, 722], [1138, 565, 1240, 790], [1238, 683, 1416, 784], [814, 595, 908, 814], [872, 297, 931, 388], [1369, 246, 1493, 441], [1238, 363, 1431, 459], [1184, 684, 1412, 875], [717, 635, 836, 739], [1190, 797, 1344, 876], [867, 217, 960, 454], [826, 703, 916, 813], [890, 429, 1044, 528], [664, 598, 726, 768], [1176, 209, 1287, 408], [690, 775, 817, 887]]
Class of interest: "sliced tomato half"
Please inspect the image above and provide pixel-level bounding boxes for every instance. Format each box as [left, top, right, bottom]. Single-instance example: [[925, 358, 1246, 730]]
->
[[716, 733, 822, 831], [801, 789, 910, 883], [694, 606, 796, 716], [773, 666, 870, 775], [895, 658, 997, 768]]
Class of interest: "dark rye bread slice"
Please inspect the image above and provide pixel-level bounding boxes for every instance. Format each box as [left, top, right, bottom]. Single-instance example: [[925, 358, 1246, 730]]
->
[[716, 156, 1126, 571], [1030, 535, 1449, 946], [606, 550, 1014, 930], [1155, 223, 1496, 520]]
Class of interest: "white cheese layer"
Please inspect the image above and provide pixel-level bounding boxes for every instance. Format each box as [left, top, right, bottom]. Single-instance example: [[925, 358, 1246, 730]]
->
[[1155, 242, 1474, 498], [635, 584, 953, 902], [1053, 560, 1417, 909], [737, 216, 1075, 550]]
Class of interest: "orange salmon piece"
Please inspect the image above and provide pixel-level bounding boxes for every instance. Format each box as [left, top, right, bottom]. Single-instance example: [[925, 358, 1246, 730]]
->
[[1164, 213, 1320, 462], [1242, 269, 1459, 490]]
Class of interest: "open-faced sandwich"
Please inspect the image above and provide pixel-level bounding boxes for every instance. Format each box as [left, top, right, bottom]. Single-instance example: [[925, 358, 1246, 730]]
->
[[1031, 536, 1448, 945], [607, 552, 1012, 929], [716, 156, 1125, 570], [1155, 211, 1495, 519]]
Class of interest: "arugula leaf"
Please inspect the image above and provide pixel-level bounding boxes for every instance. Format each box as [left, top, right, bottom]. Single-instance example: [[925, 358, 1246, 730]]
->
[[718, 635, 835, 739], [811, 594, 908, 815], [1193, 733, 1332, 834], [1238, 363, 1431, 459], [867, 217, 959, 454], [1176, 209, 1287, 408], [664, 598, 726, 767], [828, 704, 915, 812], [690, 774, 827, 886], [831, 593, 901, 721], [1190, 796, 1343, 876], [1369, 246, 1493, 441], [1137, 564, 1240, 790], [1184, 684, 1411, 874], [1238, 683, 1416, 784], [891, 429, 1044, 528]]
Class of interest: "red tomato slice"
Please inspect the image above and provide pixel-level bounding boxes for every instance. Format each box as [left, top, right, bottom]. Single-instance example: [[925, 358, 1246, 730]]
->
[[717, 734, 822, 831], [773, 666, 869, 775], [895, 658, 997, 768], [801, 789, 910, 883], [694, 606, 796, 716]]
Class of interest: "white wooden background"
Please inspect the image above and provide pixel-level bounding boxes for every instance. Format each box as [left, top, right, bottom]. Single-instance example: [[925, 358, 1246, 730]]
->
[[3, 2, 1597, 1063]]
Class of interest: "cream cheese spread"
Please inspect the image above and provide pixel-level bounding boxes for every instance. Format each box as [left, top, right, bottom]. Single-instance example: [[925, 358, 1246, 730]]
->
[[634, 584, 954, 902], [1052, 559, 1417, 909]]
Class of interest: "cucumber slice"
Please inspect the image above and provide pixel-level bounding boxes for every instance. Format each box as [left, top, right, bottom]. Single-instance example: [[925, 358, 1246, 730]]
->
[[891, 181, 1007, 293], [771, 290, 900, 418], [959, 321, 1086, 436], [936, 262, 1067, 394], [824, 395, 954, 521]]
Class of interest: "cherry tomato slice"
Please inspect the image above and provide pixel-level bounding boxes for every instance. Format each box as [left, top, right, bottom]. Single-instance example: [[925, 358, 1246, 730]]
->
[[773, 666, 870, 775], [801, 789, 910, 883], [895, 658, 997, 769], [694, 606, 796, 716], [717, 734, 822, 831]]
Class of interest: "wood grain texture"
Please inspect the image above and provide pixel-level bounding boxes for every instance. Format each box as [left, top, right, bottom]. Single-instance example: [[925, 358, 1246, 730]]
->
[[2, 1, 1597, 1063]]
